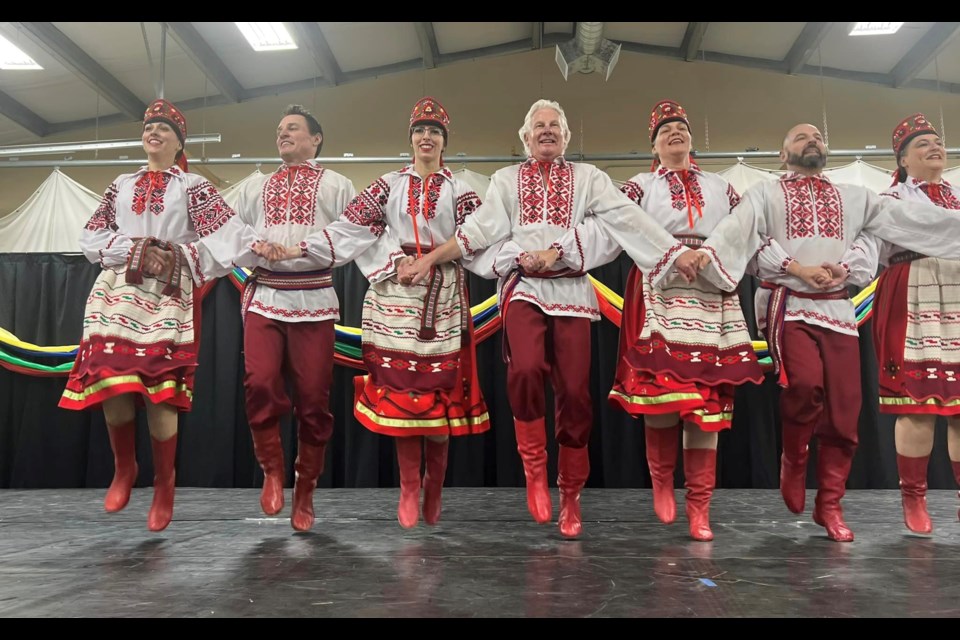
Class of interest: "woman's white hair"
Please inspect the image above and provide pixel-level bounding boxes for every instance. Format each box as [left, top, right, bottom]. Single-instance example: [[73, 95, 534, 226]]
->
[[518, 99, 572, 157]]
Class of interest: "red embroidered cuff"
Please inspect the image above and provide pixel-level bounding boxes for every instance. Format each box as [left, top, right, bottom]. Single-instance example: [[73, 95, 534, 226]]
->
[[550, 242, 565, 261], [780, 258, 795, 275], [299, 241, 308, 258], [456, 228, 475, 256]]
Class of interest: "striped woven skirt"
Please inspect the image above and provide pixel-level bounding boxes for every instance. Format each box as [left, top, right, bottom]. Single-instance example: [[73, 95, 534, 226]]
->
[[59, 264, 199, 411], [354, 263, 489, 437], [608, 265, 762, 431], [875, 256, 960, 415]]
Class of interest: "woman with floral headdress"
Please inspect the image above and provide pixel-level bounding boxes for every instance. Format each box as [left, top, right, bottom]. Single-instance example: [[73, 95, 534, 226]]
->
[[59, 99, 260, 531], [874, 112, 960, 533], [608, 99, 763, 541]]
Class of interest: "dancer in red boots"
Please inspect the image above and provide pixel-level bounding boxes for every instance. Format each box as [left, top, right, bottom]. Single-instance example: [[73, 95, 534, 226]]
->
[[260, 97, 491, 528], [874, 113, 960, 533], [60, 99, 261, 531], [697, 122, 960, 542], [234, 104, 356, 531], [405, 99, 701, 538], [605, 100, 764, 541]]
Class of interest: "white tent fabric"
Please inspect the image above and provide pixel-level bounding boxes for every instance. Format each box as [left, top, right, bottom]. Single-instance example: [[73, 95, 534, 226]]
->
[[715, 162, 779, 194], [450, 167, 491, 197], [219, 169, 266, 226], [0, 170, 101, 253], [944, 166, 960, 184], [716, 160, 896, 195], [823, 160, 894, 193]]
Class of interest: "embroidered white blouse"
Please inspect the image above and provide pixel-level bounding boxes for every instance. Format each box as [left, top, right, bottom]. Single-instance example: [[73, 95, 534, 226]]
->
[[300, 165, 490, 282], [702, 172, 960, 336], [878, 178, 960, 266], [80, 165, 260, 287], [232, 160, 357, 322], [453, 157, 686, 321]]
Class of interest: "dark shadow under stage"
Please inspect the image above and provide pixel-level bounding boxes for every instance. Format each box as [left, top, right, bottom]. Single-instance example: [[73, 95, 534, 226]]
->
[[1, 488, 958, 618]]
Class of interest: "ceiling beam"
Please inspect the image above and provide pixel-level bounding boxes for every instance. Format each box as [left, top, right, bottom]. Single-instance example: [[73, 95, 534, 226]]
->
[[45, 112, 150, 137], [12, 22, 145, 120], [165, 22, 245, 103], [784, 22, 833, 75], [288, 22, 342, 86], [891, 22, 960, 88], [681, 22, 709, 61], [0, 89, 49, 137], [442, 38, 554, 65], [798, 63, 892, 85], [413, 22, 439, 69], [29, 29, 960, 140], [616, 38, 960, 91], [618, 41, 682, 59], [906, 77, 960, 94]]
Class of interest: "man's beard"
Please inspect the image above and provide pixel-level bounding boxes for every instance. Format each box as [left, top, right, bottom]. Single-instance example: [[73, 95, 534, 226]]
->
[[786, 147, 827, 170]]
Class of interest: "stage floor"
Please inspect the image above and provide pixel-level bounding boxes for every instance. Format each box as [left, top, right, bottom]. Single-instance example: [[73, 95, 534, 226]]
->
[[1, 488, 958, 617]]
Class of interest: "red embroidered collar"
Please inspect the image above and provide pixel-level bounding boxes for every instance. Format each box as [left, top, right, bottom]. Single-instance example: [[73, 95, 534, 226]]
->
[[524, 156, 567, 167], [908, 176, 952, 188], [134, 165, 183, 180], [398, 165, 453, 181], [277, 159, 323, 174], [656, 162, 702, 178], [780, 171, 832, 184]]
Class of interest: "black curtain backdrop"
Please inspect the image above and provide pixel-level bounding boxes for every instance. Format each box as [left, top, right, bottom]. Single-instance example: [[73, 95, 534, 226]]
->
[[1, 252, 957, 490]]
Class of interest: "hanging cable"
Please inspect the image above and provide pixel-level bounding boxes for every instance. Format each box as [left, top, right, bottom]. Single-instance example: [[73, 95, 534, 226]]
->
[[202, 76, 208, 159], [538, 39, 544, 96], [578, 118, 584, 160], [701, 50, 710, 152], [159, 23, 166, 99], [141, 23, 160, 99], [818, 46, 829, 148], [94, 93, 100, 160], [936, 57, 947, 147]]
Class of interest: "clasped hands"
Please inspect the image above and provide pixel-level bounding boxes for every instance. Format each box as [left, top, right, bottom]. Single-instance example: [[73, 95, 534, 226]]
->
[[786, 260, 849, 290], [670, 249, 708, 283], [671, 250, 847, 289], [142, 245, 174, 277], [393, 247, 564, 287], [252, 241, 301, 262]]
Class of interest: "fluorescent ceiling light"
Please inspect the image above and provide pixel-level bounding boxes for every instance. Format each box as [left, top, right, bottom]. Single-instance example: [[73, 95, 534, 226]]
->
[[235, 23, 298, 51], [0, 134, 221, 158], [0, 35, 42, 70], [849, 22, 904, 36]]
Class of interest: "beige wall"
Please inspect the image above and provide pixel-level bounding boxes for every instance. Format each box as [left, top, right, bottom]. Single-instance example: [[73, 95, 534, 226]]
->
[[2, 47, 959, 217]]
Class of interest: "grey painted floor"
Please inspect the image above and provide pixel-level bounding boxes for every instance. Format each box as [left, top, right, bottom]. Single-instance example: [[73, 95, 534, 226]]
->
[[1, 488, 958, 617]]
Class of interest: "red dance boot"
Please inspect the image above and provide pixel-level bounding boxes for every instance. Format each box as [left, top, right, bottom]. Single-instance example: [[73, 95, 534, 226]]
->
[[422, 438, 449, 525], [896, 454, 932, 534], [812, 444, 856, 542], [395, 436, 423, 529], [290, 441, 326, 531], [683, 448, 717, 542], [104, 421, 138, 513], [780, 424, 815, 514], [147, 433, 178, 532], [515, 418, 552, 524], [557, 445, 590, 539], [645, 424, 679, 524], [250, 424, 285, 516]]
